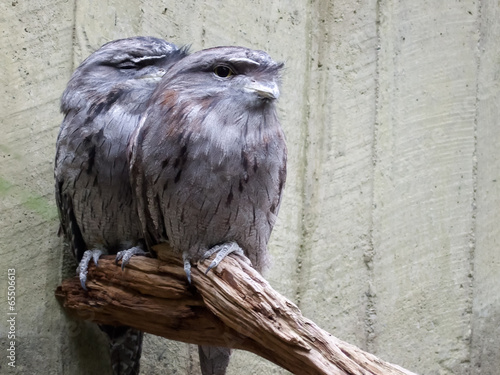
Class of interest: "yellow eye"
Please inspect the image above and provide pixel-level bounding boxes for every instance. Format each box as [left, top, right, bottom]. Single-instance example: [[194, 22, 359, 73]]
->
[[214, 65, 233, 78]]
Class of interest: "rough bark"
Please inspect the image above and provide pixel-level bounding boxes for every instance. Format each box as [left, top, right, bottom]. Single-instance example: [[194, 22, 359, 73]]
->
[[55, 244, 417, 375]]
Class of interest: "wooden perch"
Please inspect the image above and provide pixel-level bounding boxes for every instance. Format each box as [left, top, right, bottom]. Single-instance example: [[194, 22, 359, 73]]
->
[[55, 244, 417, 375]]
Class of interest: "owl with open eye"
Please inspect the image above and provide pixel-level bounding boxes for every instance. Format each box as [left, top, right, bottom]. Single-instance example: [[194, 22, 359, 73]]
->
[[129, 46, 287, 375]]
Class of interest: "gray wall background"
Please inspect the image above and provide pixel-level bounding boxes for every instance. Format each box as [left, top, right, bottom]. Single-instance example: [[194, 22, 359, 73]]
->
[[1, 0, 499, 374]]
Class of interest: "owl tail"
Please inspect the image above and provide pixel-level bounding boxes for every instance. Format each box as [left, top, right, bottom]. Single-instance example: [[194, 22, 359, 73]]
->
[[199, 345, 231, 375], [100, 325, 144, 375]]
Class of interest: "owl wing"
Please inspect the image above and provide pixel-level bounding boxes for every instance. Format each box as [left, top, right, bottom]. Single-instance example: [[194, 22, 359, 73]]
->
[[55, 39, 187, 261], [55, 98, 145, 260]]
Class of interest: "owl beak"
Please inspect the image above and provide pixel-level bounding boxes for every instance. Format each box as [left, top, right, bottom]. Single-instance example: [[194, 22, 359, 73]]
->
[[245, 80, 280, 100], [140, 69, 167, 82]]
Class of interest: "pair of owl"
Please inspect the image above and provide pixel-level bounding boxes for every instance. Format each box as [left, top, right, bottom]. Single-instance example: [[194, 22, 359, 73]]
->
[[55, 37, 287, 375]]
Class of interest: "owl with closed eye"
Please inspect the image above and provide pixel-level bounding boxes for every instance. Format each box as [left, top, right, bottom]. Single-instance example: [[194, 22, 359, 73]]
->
[[55, 36, 187, 375]]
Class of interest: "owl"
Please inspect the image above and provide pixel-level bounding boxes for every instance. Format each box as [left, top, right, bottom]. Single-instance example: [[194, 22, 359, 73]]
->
[[129, 46, 287, 375], [55, 36, 187, 375]]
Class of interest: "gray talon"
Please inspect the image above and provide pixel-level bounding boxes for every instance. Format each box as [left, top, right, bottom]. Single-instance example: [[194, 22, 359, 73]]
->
[[92, 250, 102, 266], [183, 252, 192, 284], [204, 242, 244, 275], [181, 243, 244, 283], [78, 249, 103, 290], [115, 246, 147, 270]]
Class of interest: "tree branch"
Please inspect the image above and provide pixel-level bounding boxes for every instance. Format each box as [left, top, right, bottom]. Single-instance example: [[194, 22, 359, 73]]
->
[[55, 244, 417, 375]]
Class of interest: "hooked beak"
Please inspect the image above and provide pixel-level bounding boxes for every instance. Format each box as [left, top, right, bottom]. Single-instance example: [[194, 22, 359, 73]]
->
[[140, 68, 167, 82], [245, 80, 280, 100]]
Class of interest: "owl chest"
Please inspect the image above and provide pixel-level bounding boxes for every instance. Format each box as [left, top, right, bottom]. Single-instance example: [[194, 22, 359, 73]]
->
[[155, 136, 275, 248]]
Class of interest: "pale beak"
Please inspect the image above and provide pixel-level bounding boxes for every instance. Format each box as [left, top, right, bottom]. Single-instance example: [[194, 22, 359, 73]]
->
[[245, 80, 280, 100], [140, 68, 167, 81]]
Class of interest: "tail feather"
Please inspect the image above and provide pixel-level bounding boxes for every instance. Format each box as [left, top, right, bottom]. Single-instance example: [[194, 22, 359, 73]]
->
[[100, 325, 144, 375], [199, 345, 231, 375]]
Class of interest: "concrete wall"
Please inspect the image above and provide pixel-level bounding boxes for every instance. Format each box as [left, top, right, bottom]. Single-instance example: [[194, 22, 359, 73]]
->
[[1, 0, 498, 374]]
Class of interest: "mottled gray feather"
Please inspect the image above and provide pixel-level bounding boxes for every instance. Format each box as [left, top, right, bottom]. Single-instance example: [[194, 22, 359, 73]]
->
[[199, 345, 232, 375], [55, 36, 187, 375], [129, 46, 287, 375]]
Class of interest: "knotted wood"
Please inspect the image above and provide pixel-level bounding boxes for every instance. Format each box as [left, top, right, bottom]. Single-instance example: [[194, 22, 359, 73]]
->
[[55, 244, 417, 375]]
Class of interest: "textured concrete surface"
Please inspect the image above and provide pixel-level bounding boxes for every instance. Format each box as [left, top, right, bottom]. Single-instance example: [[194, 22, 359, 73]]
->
[[0, 1, 499, 374]]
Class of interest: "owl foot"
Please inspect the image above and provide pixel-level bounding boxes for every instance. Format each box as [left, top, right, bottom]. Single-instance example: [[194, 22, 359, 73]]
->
[[182, 242, 244, 284], [183, 252, 193, 284], [202, 242, 245, 275], [115, 246, 148, 270], [77, 249, 103, 290]]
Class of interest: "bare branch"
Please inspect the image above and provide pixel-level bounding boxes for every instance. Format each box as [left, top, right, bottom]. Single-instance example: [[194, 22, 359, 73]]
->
[[55, 245, 417, 375]]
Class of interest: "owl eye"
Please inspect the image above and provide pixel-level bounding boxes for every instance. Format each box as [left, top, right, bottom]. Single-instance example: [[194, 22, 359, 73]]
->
[[213, 65, 233, 78], [115, 61, 138, 69]]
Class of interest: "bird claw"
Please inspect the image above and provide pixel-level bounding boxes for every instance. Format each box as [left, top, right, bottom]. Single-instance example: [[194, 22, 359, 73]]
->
[[115, 246, 148, 270], [183, 252, 192, 284], [181, 242, 244, 283], [202, 242, 244, 275], [77, 249, 103, 290]]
